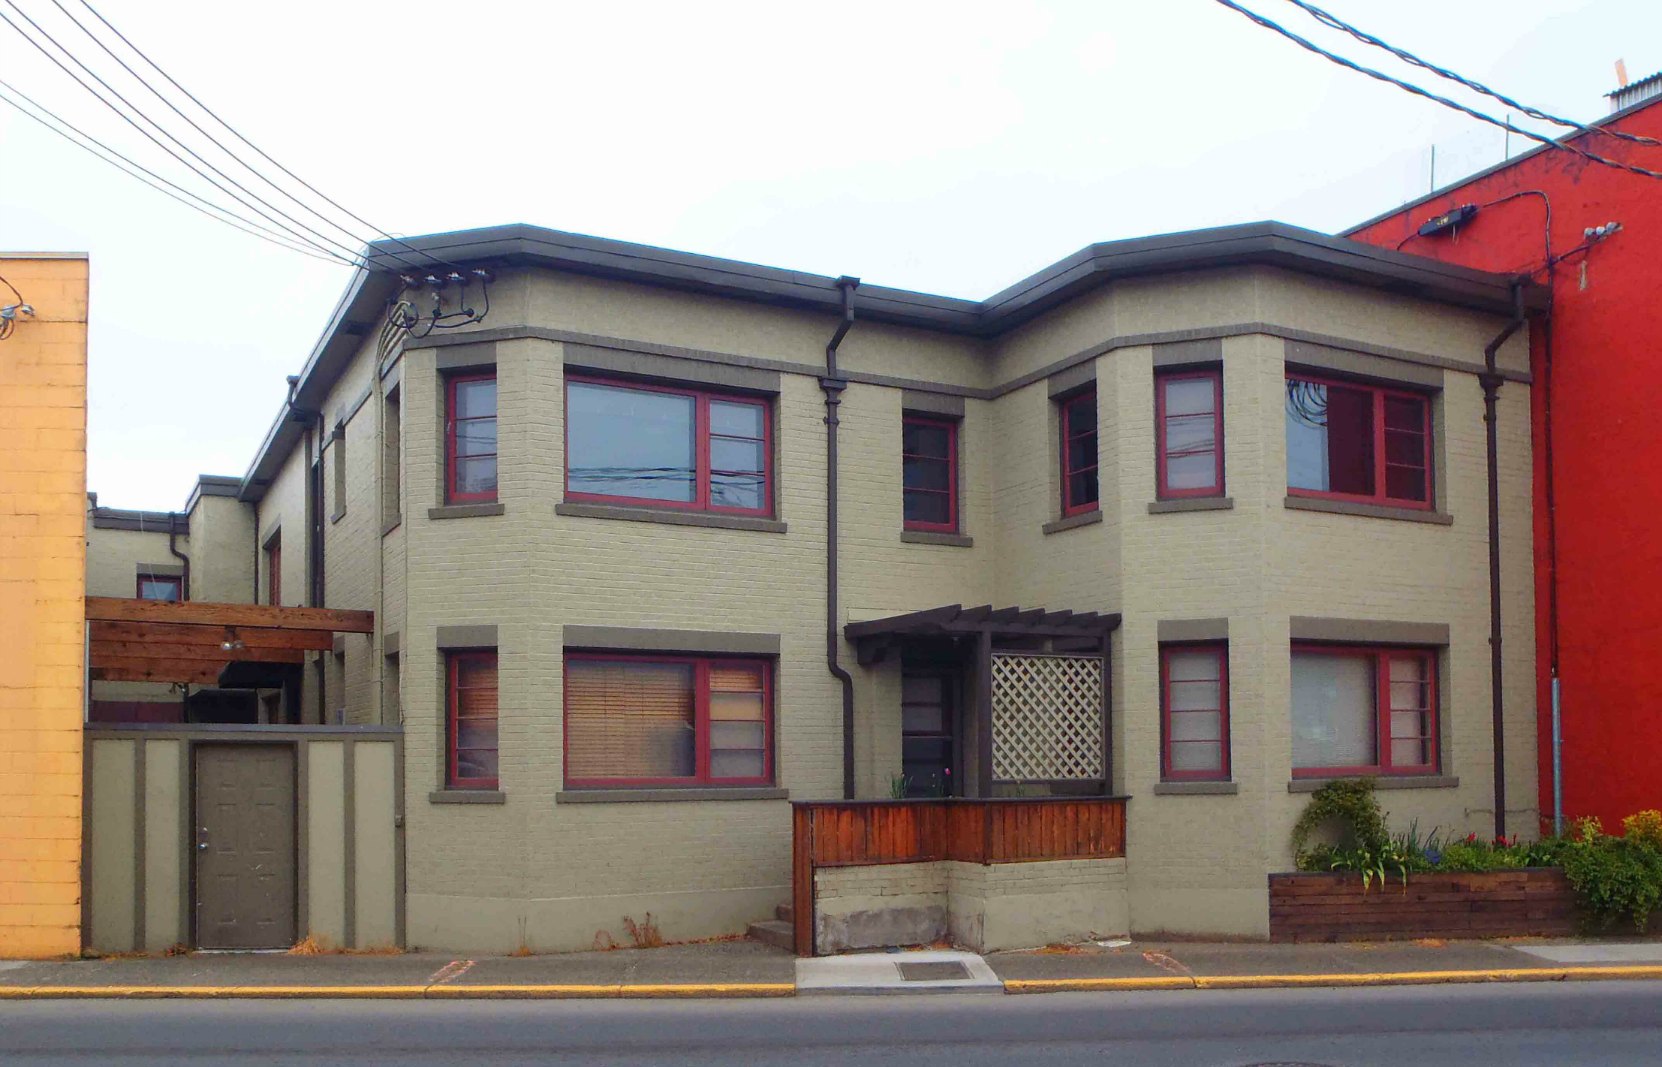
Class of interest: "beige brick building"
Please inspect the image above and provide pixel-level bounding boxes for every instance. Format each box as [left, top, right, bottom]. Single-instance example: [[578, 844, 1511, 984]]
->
[[86, 222, 1540, 951]]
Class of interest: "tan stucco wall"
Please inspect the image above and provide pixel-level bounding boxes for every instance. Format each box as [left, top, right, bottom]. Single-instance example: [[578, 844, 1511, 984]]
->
[[0, 254, 87, 957]]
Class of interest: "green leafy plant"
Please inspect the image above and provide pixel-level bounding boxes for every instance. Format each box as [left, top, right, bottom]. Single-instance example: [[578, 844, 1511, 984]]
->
[[1559, 816, 1662, 933], [1624, 809, 1662, 849], [1291, 779, 1407, 890], [888, 774, 911, 800]]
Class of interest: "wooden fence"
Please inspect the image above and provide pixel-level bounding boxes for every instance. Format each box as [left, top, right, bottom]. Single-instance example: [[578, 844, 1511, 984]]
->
[[790, 797, 1127, 955], [1269, 869, 1577, 942]]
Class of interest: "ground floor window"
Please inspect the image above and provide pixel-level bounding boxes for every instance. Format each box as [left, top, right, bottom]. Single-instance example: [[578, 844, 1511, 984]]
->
[[1160, 644, 1229, 780], [563, 653, 772, 787], [1290, 644, 1436, 776], [446, 651, 499, 789], [137, 573, 183, 601]]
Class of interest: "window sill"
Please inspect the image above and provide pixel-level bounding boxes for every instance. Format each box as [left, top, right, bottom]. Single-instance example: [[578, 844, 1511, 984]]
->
[[429, 502, 505, 520], [1148, 496, 1233, 515], [1153, 780, 1239, 796], [330, 509, 346, 525], [1288, 775, 1459, 793], [900, 530, 974, 548], [1042, 509, 1102, 535], [381, 518, 402, 538], [1283, 495, 1452, 525], [555, 501, 787, 534], [429, 789, 506, 804], [555, 787, 789, 804]]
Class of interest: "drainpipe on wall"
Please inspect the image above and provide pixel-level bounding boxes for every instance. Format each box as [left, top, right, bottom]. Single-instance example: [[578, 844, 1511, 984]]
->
[[166, 512, 190, 600], [1481, 282, 1527, 841], [822, 276, 860, 800]]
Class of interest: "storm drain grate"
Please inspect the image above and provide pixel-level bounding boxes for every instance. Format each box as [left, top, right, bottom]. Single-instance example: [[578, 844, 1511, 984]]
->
[[895, 960, 972, 982]]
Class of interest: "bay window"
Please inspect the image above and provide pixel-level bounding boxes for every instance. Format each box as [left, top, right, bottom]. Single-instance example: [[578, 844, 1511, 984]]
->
[[1291, 645, 1437, 776], [1285, 373, 1431, 508]]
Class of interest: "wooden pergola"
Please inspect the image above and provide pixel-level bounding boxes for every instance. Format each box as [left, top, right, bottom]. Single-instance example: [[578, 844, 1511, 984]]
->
[[86, 597, 374, 686]]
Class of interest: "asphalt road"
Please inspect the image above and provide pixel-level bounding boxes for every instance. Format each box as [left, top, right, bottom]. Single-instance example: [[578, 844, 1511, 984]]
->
[[0, 981, 1658, 1066]]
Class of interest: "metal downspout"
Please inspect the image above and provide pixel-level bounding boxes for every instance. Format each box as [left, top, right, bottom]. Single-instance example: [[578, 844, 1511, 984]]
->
[[166, 512, 190, 599], [312, 412, 327, 724], [1541, 298, 1564, 836], [1481, 282, 1527, 840], [822, 276, 860, 799]]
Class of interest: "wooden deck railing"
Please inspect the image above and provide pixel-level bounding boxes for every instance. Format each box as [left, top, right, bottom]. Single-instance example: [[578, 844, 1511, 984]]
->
[[790, 796, 1127, 955]]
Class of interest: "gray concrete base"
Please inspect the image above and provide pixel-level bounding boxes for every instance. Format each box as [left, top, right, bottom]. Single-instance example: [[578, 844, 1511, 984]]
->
[[796, 950, 1002, 996], [1514, 942, 1662, 964]]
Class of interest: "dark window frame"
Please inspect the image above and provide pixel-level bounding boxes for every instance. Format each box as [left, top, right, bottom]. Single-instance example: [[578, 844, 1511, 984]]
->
[[1285, 371, 1433, 510], [1155, 367, 1225, 499], [563, 375, 774, 518], [1290, 643, 1439, 778], [445, 371, 499, 506], [1058, 387, 1099, 517], [901, 413, 959, 533], [562, 651, 774, 789], [445, 649, 500, 791], [1160, 643, 1230, 781], [135, 574, 184, 602], [265, 536, 281, 607]]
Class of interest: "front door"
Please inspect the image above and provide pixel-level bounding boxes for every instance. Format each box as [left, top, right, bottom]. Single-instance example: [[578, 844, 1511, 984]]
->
[[901, 669, 956, 797], [194, 744, 297, 949]]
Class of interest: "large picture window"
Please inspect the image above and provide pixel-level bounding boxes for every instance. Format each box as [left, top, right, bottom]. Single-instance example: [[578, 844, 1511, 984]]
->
[[1291, 645, 1437, 776], [902, 414, 958, 532], [564, 654, 772, 787], [1160, 644, 1229, 780], [445, 372, 498, 504], [1059, 388, 1099, 516], [1285, 373, 1431, 508], [446, 650, 499, 790], [565, 378, 771, 516], [1156, 369, 1223, 498]]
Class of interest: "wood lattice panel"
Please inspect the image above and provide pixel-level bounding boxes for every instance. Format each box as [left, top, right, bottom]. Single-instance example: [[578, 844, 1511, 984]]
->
[[990, 653, 1103, 781]]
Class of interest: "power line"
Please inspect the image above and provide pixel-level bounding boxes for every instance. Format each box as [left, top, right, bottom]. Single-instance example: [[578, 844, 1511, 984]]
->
[[0, 79, 349, 265], [1281, 0, 1661, 148], [0, 0, 371, 265], [73, 0, 452, 274], [1211, 0, 1662, 182]]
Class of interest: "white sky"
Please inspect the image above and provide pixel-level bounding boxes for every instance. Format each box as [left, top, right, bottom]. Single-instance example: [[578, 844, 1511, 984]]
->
[[1, 0, 1656, 509]]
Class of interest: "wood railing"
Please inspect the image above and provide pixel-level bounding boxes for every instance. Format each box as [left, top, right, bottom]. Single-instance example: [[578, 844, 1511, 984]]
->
[[790, 796, 1127, 955]]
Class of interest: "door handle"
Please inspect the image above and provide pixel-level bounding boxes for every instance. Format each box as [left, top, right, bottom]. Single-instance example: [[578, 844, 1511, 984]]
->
[[196, 826, 210, 852]]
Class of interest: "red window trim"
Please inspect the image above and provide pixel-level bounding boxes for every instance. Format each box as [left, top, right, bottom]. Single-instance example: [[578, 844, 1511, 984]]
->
[[135, 573, 184, 601], [446, 649, 499, 790], [1160, 643, 1230, 781], [1155, 368, 1225, 500], [1285, 371, 1433, 510], [561, 651, 774, 789], [445, 371, 498, 505], [1290, 643, 1439, 778], [563, 375, 773, 518], [901, 413, 959, 533], [1059, 387, 1099, 517]]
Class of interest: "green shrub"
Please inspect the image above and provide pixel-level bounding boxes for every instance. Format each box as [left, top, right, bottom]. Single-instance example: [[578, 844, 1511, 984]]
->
[[1292, 779, 1408, 889], [1559, 817, 1662, 933]]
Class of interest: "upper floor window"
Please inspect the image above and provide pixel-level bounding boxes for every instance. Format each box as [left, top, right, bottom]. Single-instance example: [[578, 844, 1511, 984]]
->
[[902, 414, 958, 532], [136, 573, 183, 601], [1059, 388, 1099, 516], [446, 650, 499, 790], [1161, 643, 1229, 780], [265, 535, 281, 606], [1286, 374, 1431, 508], [565, 377, 770, 516], [445, 372, 498, 504], [1291, 644, 1437, 777], [1156, 369, 1223, 498]]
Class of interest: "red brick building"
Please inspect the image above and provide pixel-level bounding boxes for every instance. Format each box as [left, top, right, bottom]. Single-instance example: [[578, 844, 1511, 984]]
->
[[1349, 84, 1662, 834]]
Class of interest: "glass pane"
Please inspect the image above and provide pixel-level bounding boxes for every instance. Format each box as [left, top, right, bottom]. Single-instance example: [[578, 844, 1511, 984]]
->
[[1389, 657, 1430, 709], [1390, 709, 1429, 740], [564, 659, 696, 779], [903, 456, 950, 492], [904, 489, 952, 525], [903, 703, 946, 734], [1163, 377, 1215, 417], [567, 382, 695, 502], [1170, 741, 1222, 773], [455, 419, 497, 458], [1325, 385, 1375, 495], [1384, 395, 1425, 432], [710, 400, 764, 439], [1291, 652, 1376, 769], [711, 437, 764, 474], [1169, 709, 1220, 742], [138, 579, 180, 601], [1066, 394, 1096, 437], [1164, 413, 1216, 454], [1285, 379, 1329, 491], [1165, 452, 1216, 491], [710, 473, 764, 511], [1391, 737, 1429, 767], [1386, 465, 1427, 503], [1384, 427, 1424, 465], [710, 662, 765, 691], [1067, 434, 1096, 471], [1169, 679, 1221, 713], [903, 421, 951, 460], [452, 378, 495, 420], [710, 750, 765, 779], [902, 675, 943, 703], [456, 749, 498, 780], [710, 720, 764, 750], [455, 456, 498, 496], [710, 692, 764, 721], [456, 719, 498, 750], [1069, 469, 1099, 507]]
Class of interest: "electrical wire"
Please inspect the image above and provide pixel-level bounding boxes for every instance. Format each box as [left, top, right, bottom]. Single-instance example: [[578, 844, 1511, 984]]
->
[[0, 0, 370, 266], [0, 271, 22, 305], [1281, 0, 1661, 148], [0, 78, 351, 265], [71, 0, 454, 275], [1211, 0, 1662, 182]]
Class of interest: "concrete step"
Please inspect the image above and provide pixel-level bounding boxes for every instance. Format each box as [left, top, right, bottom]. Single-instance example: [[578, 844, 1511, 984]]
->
[[775, 903, 794, 924], [747, 919, 794, 952]]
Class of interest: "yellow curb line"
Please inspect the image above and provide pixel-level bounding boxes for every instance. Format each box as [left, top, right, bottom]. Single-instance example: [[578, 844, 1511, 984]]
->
[[0, 982, 797, 1000], [1005, 965, 1662, 994]]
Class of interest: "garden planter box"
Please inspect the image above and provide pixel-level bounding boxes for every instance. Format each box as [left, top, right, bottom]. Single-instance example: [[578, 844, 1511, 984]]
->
[[1269, 868, 1577, 942]]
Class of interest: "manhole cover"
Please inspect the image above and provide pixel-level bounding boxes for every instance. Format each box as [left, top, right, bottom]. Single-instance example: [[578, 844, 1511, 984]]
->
[[896, 960, 972, 981]]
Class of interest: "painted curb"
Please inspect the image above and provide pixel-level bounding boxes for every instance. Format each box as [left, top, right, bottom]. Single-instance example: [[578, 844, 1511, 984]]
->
[[1003, 964, 1662, 993], [0, 982, 797, 1000]]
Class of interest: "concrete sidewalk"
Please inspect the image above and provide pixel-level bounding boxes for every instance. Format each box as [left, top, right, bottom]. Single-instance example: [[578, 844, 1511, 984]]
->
[[0, 936, 1658, 998]]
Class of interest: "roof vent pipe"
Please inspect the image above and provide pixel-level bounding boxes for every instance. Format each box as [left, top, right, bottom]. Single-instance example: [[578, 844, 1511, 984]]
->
[[822, 276, 860, 800]]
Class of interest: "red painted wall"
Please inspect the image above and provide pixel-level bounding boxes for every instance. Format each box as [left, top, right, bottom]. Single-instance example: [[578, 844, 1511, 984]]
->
[[1349, 98, 1662, 832]]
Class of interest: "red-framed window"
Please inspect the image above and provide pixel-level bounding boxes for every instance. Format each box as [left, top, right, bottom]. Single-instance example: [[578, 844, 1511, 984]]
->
[[445, 372, 498, 504], [136, 574, 183, 602], [265, 536, 281, 607], [1156, 368, 1224, 499], [1059, 388, 1099, 516], [1290, 644, 1437, 777], [565, 376, 771, 516], [902, 414, 958, 532], [563, 653, 772, 788], [1160, 644, 1229, 781], [446, 650, 499, 790], [1285, 373, 1431, 508]]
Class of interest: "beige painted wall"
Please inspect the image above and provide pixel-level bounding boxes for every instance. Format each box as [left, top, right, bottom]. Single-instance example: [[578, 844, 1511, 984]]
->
[[187, 493, 255, 603]]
